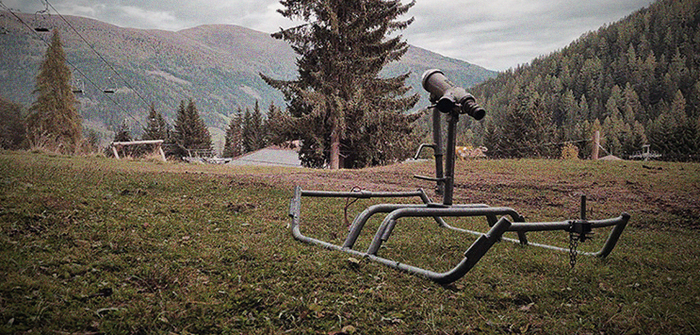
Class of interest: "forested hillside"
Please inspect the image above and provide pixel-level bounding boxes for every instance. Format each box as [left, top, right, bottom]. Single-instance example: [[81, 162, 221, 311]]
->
[[0, 11, 495, 148], [467, 0, 700, 161]]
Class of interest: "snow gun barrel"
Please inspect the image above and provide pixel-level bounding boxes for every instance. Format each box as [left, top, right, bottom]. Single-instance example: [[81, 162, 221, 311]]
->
[[421, 69, 485, 120]]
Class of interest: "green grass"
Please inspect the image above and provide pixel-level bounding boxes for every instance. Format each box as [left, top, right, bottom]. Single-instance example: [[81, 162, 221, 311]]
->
[[1, 151, 699, 334]]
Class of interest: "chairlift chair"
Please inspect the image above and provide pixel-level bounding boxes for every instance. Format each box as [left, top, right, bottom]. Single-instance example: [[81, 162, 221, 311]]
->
[[103, 77, 116, 94], [0, 12, 9, 34], [71, 78, 85, 94], [33, 4, 51, 32]]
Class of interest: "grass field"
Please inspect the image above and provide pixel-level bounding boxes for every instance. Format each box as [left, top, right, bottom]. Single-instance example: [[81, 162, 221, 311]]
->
[[1, 151, 699, 334]]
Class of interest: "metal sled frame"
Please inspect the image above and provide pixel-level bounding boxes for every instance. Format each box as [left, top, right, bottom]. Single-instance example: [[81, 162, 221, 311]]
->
[[288, 72, 630, 284], [289, 186, 629, 285]]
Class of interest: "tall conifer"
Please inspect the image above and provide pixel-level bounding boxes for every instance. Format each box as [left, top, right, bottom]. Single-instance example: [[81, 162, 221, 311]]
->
[[142, 104, 169, 141], [27, 29, 81, 153], [262, 0, 419, 168], [172, 98, 212, 158], [223, 109, 243, 158]]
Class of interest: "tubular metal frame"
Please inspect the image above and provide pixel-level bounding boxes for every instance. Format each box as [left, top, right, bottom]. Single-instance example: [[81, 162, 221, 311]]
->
[[288, 99, 630, 284], [289, 186, 630, 284]]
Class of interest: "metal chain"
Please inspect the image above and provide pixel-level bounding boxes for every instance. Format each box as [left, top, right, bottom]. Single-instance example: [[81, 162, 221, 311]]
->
[[344, 186, 363, 228], [569, 231, 579, 269]]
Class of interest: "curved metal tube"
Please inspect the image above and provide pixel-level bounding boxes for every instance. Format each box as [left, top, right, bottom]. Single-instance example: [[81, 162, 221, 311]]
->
[[367, 206, 523, 255], [289, 186, 630, 284]]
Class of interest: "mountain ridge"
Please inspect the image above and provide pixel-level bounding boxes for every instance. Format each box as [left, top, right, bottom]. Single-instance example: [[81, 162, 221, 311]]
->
[[0, 11, 497, 146]]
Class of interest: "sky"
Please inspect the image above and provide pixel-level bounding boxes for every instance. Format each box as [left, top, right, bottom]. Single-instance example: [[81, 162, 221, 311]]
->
[[4, 0, 655, 71]]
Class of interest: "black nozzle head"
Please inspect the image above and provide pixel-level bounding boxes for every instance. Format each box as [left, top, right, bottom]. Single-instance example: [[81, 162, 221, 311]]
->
[[459, 96, 486, 120], [464, 103, 486, 120]]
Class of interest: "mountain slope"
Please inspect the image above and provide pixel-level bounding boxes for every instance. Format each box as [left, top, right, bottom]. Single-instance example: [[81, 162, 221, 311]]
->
[[468, 0, 700, 160], [0, 12, 496, 145]]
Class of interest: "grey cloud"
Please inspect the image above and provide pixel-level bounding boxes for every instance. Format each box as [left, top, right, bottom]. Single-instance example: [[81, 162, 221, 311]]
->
[[5, 0, 653, 70], [406, 0, 653, 70]]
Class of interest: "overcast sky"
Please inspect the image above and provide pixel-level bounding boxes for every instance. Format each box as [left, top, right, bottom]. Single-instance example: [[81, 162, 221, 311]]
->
[[5, 0, 654, 71]]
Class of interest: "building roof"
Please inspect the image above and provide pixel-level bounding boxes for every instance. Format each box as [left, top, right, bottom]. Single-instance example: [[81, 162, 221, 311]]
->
[[228, 146, 302, 167]]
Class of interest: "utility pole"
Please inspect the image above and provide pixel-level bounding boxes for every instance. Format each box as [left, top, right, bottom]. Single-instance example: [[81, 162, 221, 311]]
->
[[592, 131, 600, 160]]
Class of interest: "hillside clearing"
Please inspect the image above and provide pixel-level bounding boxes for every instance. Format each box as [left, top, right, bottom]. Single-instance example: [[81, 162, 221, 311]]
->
[[1, 151, 699, 334]]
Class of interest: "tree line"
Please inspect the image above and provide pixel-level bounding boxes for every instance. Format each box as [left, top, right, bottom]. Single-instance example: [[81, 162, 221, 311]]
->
[[110, 99, 283, 159], [1, 1, 436, 168], [467, 0, 700, 161], [7, 0, 697, 165]]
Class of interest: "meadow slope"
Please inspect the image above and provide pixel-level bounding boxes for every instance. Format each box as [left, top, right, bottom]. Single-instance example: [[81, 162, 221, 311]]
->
[[1, 151, 699, 334]]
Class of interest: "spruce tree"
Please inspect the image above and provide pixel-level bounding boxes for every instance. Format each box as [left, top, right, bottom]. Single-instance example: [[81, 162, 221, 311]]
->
[[107, 121, 132, 157], [0, 98, 27, 150], [26, 29, 81, 153], [142, 104, 169, 141], [223, 109, 243, 158], [495, 84, 554, 158], [239, 102, 268, 153], [265, 103, 287, 145], [250, 101, 266, 151], [172, 99, 212, 158], [241, 107, 254, 153], [261, 0, 419, 168], [648, 90, 694, 161], [113, 122, 132, 143]]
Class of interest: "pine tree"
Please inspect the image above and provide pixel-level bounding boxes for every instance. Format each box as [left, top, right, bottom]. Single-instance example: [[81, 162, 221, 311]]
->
[[26, 29, 81, 153], [241, 107, 254, 153], [265, 103, 288, 145], [223, 109, 243, 158], [106, 121, 132, 157], [602, 108, 625, 156], [0, 98, 27, 150], [249, 101, 266, 151], [172, 99, 212, 158], [137, 104, 170, 157], [142, 104, 169, 141], [261, 0, 419, 168], [113, 122, 132, 143], [496, 85, 554, 158], [648, 90, 695, 161], [560, 89, 579, 136]]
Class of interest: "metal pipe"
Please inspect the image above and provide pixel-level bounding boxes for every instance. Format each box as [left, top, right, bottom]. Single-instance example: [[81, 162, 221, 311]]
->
[[443, 113, 459, 205], [301, 189, 424, 198], [343, 204, 428, 248], [367, 206, 523, 255], [367, 216, 512, 284], [508, 215, 629, 232], [289, 186, 631, 284], [593, 213, 630, 258], [432, 107, 445, 195]]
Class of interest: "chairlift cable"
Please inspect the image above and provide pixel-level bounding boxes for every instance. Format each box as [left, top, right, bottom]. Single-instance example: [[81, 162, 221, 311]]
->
[[0, 1, 145, 128], [43, 0, 153, 111]]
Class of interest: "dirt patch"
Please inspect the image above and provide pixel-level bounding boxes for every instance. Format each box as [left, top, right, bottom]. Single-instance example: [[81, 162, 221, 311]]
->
[[246, 160, 700, 230]]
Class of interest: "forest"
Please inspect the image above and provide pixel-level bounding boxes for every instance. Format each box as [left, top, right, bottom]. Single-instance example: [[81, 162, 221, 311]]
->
[[3, 0, 699, 163], [463, 0, 700, 161]]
